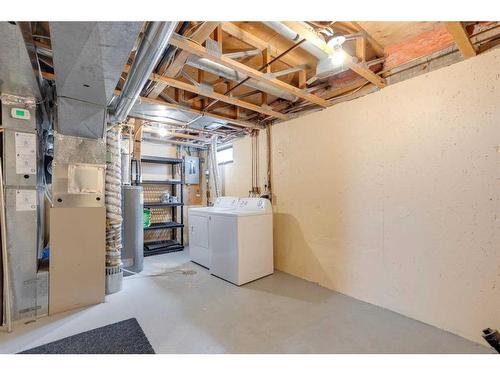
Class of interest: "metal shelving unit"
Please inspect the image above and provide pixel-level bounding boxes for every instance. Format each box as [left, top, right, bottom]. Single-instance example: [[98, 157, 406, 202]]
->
[[138, 156, 184, 257]]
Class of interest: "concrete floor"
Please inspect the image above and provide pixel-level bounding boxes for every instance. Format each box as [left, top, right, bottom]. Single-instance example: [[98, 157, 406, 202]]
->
[[0, 249, 493, 354]]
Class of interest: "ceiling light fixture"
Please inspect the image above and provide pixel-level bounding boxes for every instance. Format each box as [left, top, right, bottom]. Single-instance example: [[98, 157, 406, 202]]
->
[[158, 127, 168, 137], [326, 35, 347, 66], [329, 46, 347, 66]]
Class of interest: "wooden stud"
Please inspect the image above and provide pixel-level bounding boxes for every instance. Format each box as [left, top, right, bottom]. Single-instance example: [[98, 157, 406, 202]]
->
[[261, 48, 271, 106], [445, 22, 477, 59], [133, 119, 144, 160], [356, 37, 367, 62], [350, 22, 385, 57], [227, 81, 240, 119], [214, 25, 223, 48], [298, 70, 307, 89]]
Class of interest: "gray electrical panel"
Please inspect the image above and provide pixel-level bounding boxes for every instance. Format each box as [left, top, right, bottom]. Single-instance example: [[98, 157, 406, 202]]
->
[[184, 156, 200, 185]]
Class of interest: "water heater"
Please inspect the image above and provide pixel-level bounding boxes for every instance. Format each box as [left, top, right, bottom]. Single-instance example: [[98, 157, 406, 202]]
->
[[121, 185, 144, 273]]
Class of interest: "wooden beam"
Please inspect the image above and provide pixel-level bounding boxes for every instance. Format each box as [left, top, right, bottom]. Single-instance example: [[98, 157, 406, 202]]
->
[[345, 60, 385, 88], [221, 22, 308, 69], [196, 69, 208, 110], [298, 70, 307, 89], [356, 37, 367, 62], [321, 79, 368, 100], [169, 34, 331, 108], [114, 89, 263, 129], [147, 22, 219, 99], [282, 22, 386, 88], [214, 24, 223, 48], [261, 48, 271, 105], [149, 72, 288, 119], [227, 81, 240, 119], [133, 119, 144, 160], [445, 22, 477, 59], [123, 64, 287, 119], [350, 22, 385, 57]]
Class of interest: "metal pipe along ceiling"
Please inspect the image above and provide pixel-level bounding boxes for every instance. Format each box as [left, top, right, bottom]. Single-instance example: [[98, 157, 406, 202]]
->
[[185, 56, 297, 102], [113, 21, 178, 123]]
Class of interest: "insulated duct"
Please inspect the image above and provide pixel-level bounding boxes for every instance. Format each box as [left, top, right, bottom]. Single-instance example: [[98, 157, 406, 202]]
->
[[185, 56, 297, 102], [263, 22, 327, 60], [105, 125, 123, 294], [209, 136, 222, 199], [113, 22, 178, 123], [263, 22, 356, 80]]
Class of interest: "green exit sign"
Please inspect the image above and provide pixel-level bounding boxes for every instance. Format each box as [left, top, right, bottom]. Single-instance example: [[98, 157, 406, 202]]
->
[[11, 108, 31, 120]]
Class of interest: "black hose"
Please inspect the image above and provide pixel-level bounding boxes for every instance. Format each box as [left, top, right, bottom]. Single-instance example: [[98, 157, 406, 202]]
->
[[482, 328, 500, 353]]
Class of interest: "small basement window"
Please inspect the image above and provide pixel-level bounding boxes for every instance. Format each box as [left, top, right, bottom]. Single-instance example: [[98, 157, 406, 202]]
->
[[217, 146, 233, 165]]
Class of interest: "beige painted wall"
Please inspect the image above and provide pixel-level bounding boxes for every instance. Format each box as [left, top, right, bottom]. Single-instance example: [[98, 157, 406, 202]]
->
[[221, 131, 268, 197], [268, 48, 500, 345]]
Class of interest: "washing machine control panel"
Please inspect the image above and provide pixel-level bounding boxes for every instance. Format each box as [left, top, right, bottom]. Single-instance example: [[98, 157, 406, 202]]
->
[[214, 196, 240, 208], [238, 198, 271, 212]]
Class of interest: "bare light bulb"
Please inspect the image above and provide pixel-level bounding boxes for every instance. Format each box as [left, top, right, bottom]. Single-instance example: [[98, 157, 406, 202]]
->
[[158, 127, 168, 137], [329, 47, 346, 66]]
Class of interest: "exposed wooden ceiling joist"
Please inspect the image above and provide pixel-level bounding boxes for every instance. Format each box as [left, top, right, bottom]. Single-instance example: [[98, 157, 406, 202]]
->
[[445, 22, 477, 59], [221, 22, 313, 69], [349, 22, 385, 57], [123, 64, 287, 119], [150, 73, 289, 120], [114, 89, 263, 129], [321, 79, 369, 100], [168, 34, 331, 108], [147, 21, 220, 99], [282, 22, 386, 88]]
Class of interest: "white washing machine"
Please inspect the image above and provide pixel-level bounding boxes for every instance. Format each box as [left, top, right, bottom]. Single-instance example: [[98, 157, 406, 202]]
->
[[209, 198, 273, 285], [188, 197, 239, 268]]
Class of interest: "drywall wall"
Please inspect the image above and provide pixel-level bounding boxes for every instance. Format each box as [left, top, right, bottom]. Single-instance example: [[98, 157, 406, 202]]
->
[[221, 131, 268, 197], [270, 48, 500, 345]]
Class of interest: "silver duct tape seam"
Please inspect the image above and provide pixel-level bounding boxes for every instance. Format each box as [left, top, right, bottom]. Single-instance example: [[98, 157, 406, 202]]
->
[[0, 93, 37, 108]]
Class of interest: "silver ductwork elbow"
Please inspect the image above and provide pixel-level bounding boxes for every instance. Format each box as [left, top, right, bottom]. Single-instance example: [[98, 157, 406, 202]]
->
[[113, 21, 178, 123]]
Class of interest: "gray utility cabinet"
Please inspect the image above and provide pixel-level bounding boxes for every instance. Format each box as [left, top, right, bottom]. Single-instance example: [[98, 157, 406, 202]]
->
[[1, 99, 44, 321]]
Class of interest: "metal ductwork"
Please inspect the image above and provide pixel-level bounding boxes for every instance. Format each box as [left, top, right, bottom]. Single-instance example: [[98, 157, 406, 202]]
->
[[264, 22, 353, 80], [0, 22, 41, 99], [50, 22, 142, 139], [113, 22, 178, 123], [186, 56, 297, 102], [263, 22, 327, 60]]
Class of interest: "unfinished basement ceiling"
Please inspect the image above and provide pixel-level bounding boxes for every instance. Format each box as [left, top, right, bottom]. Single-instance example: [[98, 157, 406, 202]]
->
[[358, 22, 440, 46], [27, 21, 500, 145]]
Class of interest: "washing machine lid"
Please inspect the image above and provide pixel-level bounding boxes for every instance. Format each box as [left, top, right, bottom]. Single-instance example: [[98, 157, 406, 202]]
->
[[188, 196, 240, 214], [210, 198, 272, 217]]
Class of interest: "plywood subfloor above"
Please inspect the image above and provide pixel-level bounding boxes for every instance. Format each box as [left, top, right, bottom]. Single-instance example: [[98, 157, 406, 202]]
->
[[358, 21, 442, 47]]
